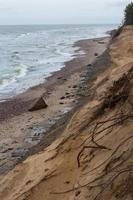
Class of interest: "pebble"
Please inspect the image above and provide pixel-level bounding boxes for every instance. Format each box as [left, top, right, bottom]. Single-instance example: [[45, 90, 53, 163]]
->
[[65, 92, 70, 95], [60, 96, 65, 100], [65, 181, 70, 184], [94, 53, 98, 56], [73, 85, 77, 88], [75, 190, 81, 197]]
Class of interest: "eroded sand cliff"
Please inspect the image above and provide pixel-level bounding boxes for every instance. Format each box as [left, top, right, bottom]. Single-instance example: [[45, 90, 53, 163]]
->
[[0, 26, 133, 200]]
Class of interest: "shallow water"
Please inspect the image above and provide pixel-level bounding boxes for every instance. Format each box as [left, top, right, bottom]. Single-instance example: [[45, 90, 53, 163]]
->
[[0, 24, 118, 100]]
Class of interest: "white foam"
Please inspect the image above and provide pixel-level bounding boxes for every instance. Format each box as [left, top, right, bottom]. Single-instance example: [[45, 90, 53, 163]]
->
[[0, 24, 118, 100]]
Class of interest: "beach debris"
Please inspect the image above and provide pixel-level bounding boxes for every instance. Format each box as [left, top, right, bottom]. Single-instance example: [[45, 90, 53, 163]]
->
[[94, 53, 98, 56], [65, 181, 70, 184], [57, 77, 62, 79], [75, 190, 81, 197], [29, 97, 48, 111], [73, 85, 77, 88], [98, 41, 105, 44], [60, 96, 65, 100], [65, 92, 70, 95]]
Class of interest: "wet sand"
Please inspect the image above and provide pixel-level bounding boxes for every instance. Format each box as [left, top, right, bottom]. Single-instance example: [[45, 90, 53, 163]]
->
[[0, 37, 110, 175]]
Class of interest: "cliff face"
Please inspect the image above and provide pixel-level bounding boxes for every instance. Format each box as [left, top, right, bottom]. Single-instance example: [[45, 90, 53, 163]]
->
[[0, 26, 133, 200]]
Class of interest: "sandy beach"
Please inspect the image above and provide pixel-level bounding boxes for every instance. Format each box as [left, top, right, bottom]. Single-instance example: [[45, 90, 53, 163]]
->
[[0, 36, 109, 175]]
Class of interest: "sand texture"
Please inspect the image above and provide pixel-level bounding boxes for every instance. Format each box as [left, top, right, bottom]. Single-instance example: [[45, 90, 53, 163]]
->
[[0, 26, 133, 200]]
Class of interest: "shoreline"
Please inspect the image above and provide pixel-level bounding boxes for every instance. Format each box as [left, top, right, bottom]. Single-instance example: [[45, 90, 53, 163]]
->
[[0, 36, 110, 175], [0, 36, 109, 120], [0, 33, 110, 104]]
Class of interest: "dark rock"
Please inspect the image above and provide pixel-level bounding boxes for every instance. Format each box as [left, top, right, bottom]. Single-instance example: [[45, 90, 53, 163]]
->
[[94, 53, 98, 56], [29, 97, 47, 111], [60, 102, 64, 105], [65, 181, 70, 184], [73, 85, 77, 88], [2, 147, 13, 153], [60, 96, 65, 100], [87, 64, 92, 67], [75, 191, 81, 197], [65, 92, 70, 95], [98, 41, 105, 44]]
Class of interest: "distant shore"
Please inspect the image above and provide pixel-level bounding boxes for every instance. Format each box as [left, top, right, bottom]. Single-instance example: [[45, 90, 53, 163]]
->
[[0, 36, 110, 175]]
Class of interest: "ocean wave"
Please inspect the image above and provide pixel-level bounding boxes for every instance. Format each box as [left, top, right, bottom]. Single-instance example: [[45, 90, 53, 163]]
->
[[14, 64, 28, 78], [0, 64, 28, 89], [0, 24, 118, 100]]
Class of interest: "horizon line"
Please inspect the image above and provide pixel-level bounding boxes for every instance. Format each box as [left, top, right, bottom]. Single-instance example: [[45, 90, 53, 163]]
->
[[0, 23, 120, 26]]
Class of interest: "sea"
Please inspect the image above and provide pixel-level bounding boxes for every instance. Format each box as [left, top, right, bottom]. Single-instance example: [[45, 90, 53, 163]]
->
[[0, 24, 118, 101]]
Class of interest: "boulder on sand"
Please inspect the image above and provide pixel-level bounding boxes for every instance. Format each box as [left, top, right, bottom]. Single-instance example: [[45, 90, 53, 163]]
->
[[29, 97, 48, 112]]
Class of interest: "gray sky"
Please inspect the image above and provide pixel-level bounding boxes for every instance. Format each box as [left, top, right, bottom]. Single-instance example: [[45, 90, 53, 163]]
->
[[0, 0, 131, 25]]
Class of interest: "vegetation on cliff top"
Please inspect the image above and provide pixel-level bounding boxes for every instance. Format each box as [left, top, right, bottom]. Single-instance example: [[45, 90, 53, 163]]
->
[[124, 2, 133, 25]]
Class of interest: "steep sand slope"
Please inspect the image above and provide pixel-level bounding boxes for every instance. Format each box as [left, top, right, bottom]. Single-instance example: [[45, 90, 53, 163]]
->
[[0, 26, 133, 200]]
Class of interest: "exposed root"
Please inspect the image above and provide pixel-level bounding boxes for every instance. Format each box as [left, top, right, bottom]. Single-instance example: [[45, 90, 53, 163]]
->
[[77, 112, 133, 168]]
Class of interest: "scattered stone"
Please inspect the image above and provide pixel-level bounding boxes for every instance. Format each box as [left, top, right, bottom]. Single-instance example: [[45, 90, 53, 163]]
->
[[65, 92, 70, 95], [60, 96, 65, 100], [94, 53, 98, 57], [29, 97, 47, 111], [28, 126, 33, 130], [87, 64, 92, 67], [75, 190, 81, 197], [57, 77, 62, 79], [98, 41, 105, 44], [65, 181, 70, 184], [60, 102, 64, 105], [66, 95, 70, 98], [73, 85, 77, 88], [2, 148, 13, 153]]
